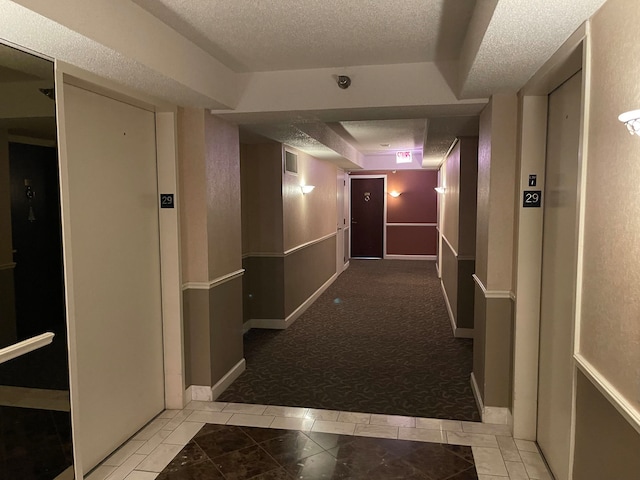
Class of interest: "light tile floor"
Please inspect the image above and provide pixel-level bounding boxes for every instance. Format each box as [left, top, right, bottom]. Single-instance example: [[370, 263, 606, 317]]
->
[[87, 401, 554, 480]]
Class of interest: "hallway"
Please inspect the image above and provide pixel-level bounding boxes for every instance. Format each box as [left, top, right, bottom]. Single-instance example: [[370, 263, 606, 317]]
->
[[220, 260, 479, 422]]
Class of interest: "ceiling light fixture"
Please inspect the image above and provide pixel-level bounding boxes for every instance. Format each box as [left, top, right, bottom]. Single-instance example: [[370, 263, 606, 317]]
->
[[301, 185, 315, 194], [618, 110, 640, 135], [380, 143, 390, 147], [389, 191, 401, 198], [434, 187, 446, 194]]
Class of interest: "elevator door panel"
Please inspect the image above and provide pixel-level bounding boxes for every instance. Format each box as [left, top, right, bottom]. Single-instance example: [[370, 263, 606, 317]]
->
[[62, 84, 164, 471], [537, 71, 582, 480]]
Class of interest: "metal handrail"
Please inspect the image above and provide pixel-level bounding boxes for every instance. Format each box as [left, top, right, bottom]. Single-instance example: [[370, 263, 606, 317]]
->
[[0, 332, 55, 365]]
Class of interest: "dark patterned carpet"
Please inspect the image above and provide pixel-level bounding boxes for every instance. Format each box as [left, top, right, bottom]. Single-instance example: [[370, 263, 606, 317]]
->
[[219, 260, 480, 421]]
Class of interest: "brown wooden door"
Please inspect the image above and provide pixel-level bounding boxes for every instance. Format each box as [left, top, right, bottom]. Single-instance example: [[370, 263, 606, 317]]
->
[[350, 177, 384, 258]]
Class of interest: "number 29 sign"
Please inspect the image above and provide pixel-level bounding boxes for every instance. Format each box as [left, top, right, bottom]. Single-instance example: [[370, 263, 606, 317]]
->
[[523, 190, 542, 208]]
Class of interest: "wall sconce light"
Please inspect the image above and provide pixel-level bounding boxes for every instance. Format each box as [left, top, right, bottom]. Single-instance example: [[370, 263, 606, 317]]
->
[[301, 185, 315, 194], [388, 191, 402, 198], [434, 186, 446, 194], [618, 110, 640, 135]]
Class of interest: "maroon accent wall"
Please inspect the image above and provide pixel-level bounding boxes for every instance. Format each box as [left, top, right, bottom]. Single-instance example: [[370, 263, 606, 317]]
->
[[351, 170, 438, 256], [387, 225, 437, 255]]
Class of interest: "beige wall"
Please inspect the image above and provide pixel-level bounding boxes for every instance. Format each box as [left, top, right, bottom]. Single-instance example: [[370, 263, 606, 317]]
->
[[474, 95, 517, 412], [443, 142, 461, 252], [179, 109, 244, 388], [440, 137, 478, 332], [241, 143, 338, 324], [283, 147, 337, 251], [284, 236, 336, 316], [579, 0, 640, 411], [240, 143, 283, 255], [458, 138, 479, 256], [204, 114, 242, 280], [178, 108, 208, 283], [573, 370, 640, 479], [476, 95, 518, 291]]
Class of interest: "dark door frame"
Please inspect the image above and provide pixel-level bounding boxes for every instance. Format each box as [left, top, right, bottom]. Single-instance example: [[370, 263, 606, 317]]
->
[[348, 174, 387, 259]]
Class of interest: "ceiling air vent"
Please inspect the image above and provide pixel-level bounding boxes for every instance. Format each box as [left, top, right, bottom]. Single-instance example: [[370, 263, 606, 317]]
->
[[284, 151, 298, 174]]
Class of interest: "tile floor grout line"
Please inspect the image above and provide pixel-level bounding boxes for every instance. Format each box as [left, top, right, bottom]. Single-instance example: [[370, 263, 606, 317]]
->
[[99, 401, 555, 480]]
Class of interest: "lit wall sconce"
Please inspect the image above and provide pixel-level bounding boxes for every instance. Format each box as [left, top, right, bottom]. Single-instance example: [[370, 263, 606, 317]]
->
[[301, 185, 315, 194], [388, 190, 402, 198], [618, 110, 640, 135], [434, 186, 446, 194]]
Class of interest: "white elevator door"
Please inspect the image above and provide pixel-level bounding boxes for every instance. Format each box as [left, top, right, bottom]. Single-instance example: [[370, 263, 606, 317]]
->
[[537, 71, 582, 480], [63, 84, 164, 471]]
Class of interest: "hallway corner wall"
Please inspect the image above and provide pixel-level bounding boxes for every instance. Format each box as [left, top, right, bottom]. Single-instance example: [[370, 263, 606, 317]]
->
[[472, 95, 517, 419], [241, 144, 338, 329], [179, 108, 244, 392], [439, 137, 478, 335]]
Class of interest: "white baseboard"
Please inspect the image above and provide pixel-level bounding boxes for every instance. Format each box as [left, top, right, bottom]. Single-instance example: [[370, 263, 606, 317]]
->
[[211, 359, 246, 400], [440, 280, 474, 339], [484, 406, 513, 426], [244, 272, 339, 332], [191, 385, 213, 402], [471, 372, 484, 414], [189, 358, 246, 402], [384, 254, 436, 261], [470, 372, 513, 426]]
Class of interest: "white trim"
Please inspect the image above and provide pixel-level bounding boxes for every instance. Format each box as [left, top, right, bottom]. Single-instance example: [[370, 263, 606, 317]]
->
[[0, 332, 54, 365], [483, 407, 513, 426], [440, 281, 474, 338], [440, 234, 474, 260], [385, 254, 436, 261], [156, 111, 185, 411], [472, 274, 512, 299], [575, 353, 640, 435], [386, 223, 437, 227], [190, 385, 213, 402], [0, 262, 16, 271], [242, 252, 285, 258], [244, 272, 338, 331], [470, 372, 511, 426], [471, 372, 484, 416], [283, 232, 336, 256], [182, 269, 245, 290], [211, 359, 246, 401], [191, 368, 254, 403], [441, 234, 458, 257]]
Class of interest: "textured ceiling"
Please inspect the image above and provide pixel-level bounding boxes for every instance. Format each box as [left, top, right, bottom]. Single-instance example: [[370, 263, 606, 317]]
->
[[329, 119, 427, 155], [1, 0, 609, 167], [131, 0, 476, 72]]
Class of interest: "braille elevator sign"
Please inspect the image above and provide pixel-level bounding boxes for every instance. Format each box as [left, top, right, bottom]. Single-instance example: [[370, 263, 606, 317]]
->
[[529, 174, 537, 187], [523, 191, 542, 208], [160, 194, 174, 208]]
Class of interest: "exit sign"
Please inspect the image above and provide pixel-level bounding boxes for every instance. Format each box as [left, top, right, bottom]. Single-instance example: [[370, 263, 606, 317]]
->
[[396, 151, 412, 164]]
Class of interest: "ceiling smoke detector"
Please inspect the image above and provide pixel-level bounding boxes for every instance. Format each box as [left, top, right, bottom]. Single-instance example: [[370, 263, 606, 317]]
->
[[337, 75, 351, 89]]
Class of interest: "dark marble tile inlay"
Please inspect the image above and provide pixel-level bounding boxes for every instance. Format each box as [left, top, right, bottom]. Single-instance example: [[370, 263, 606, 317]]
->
[[157, 424, 478, 480]]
